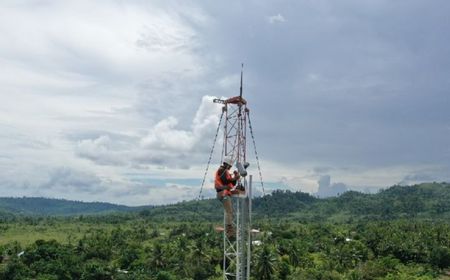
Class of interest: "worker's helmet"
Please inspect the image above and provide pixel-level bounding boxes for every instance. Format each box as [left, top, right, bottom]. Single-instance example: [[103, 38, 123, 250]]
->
[[223, 156, 234, 167]]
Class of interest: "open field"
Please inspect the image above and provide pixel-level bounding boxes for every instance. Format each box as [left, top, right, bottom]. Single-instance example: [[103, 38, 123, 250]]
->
[[0, 222, 116, 246]]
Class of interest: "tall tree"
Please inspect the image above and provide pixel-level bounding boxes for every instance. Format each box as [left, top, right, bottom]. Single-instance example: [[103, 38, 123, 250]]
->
[[255, 245, 277, 280]]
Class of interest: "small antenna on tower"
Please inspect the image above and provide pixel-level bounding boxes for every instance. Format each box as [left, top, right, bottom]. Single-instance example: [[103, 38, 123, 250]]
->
[[240, 63, 244, 98]]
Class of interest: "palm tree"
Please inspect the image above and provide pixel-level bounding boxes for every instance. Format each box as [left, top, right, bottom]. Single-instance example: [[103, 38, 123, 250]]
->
[[255, 245, 277, 280], [150, 243, 166, 270]]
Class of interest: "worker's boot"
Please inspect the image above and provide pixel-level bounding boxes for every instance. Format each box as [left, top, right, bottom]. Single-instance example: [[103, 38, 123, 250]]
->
[[226, 224, 235, 241]]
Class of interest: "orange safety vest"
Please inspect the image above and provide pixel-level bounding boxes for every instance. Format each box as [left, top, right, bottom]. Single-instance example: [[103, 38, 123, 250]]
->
[[215, 168, 234, 196]]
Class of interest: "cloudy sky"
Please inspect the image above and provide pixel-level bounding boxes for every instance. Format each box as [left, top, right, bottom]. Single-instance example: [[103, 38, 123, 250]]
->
[[0, 0, 449, 205]]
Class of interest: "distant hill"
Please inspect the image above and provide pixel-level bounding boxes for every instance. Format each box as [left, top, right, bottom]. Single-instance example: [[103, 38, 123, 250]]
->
[[0, 197, 142, 216], [1, 182, 449, 221], [260, 182, 450, 221], [139, 182, 450, 222], [331, 182, 450, 219]]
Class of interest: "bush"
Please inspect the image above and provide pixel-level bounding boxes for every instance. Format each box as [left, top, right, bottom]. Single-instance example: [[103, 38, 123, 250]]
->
[[430, 246, 450, 269], [155, 271, 176, 280]]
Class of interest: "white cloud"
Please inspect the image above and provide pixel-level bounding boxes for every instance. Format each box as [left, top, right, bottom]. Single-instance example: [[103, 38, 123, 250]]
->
[[73, 95, 222, 168], [141, 117, 196, 152], [0, 1, 205, 95], [316, 175, 348, 197], [268, 13, 286, 24], [279, 176, 318, 193], [397, 167, 449, 186], [40, 167, 104, 193], [76, 135, 129, 166], [140, 95, 222, 155]]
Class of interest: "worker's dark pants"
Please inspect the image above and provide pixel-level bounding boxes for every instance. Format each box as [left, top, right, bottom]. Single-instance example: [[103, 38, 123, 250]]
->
[[217, 192, 233, 226]]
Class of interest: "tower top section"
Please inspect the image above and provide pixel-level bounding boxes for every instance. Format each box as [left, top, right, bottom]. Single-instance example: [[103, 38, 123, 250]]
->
[[213, 63, 248, 107]]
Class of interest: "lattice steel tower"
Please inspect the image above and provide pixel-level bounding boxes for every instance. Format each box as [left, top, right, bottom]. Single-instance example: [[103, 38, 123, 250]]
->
[[213, 65, 253, 280]]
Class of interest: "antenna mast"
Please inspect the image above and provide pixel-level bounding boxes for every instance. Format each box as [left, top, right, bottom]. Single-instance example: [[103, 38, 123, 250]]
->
[[240, 64, 243, 98]]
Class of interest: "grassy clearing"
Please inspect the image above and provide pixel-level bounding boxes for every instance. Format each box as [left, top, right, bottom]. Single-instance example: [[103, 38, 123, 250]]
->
[[0, 222, 115, 246]]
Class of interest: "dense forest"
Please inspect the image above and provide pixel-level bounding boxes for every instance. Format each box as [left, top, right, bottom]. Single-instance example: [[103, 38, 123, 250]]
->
[[131, 182, 450, 223], [2, 182, 450, 221], [1, 182, 450, 279]]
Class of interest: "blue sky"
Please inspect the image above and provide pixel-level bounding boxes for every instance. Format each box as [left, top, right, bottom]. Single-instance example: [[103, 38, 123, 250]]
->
[[0, 0, 449, 205]]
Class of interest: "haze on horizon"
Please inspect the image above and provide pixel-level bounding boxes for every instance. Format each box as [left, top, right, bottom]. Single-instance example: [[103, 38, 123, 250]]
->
[[0, 0, 449, 206]]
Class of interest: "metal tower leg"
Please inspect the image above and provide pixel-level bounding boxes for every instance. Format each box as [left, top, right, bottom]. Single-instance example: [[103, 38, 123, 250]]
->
[[223, 176, 252, 280]]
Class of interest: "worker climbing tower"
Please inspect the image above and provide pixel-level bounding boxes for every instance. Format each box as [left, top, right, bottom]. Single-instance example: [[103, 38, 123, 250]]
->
[[199, 64, 264, 279], [213, 65, 252, 280]]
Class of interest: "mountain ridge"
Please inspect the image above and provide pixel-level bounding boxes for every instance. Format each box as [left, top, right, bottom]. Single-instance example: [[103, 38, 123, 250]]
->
[[1, 182, 449, 221], [0, 196, 142, 216]]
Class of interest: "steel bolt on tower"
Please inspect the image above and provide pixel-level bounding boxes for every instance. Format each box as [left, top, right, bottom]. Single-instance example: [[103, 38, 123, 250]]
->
[[213, 66, 252, 280]]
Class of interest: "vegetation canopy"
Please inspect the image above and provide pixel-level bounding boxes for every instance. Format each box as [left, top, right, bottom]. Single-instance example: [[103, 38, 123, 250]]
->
[[0, 182, 450, 279]]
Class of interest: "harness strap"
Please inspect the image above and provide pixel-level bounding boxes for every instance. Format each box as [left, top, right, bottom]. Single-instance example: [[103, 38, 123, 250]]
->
[[216, 185, 228, 192]]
